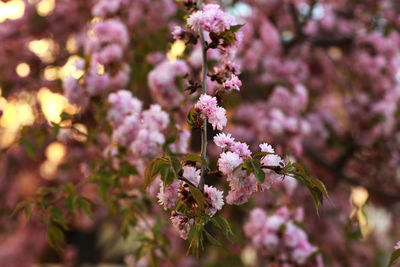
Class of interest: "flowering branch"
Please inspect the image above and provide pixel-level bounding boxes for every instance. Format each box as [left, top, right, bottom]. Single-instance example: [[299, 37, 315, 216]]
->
[[198, 0, 208, 193]]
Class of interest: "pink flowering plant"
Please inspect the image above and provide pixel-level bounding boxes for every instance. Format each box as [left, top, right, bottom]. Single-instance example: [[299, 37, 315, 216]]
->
[[4, 0, 400, 266]]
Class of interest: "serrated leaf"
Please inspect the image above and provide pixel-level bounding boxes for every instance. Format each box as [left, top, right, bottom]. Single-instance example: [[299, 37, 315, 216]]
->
[[47, 224, 65, 251], [293, 162, 310, 180], [212, 215, 234, 240], [230, 24, 245, 32], [388, 248, 400, 266], [310, 177, 329, 199], [170, 156, 181, 177], [189, 184, 204, 211], [293, 174, 322, 215], [204, 229, 222, 247], [50, 207, 69, 231], [250, 159, 265, 184]]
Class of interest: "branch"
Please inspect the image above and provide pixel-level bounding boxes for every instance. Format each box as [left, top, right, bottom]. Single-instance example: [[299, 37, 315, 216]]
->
[[197, 0, 207, 193]]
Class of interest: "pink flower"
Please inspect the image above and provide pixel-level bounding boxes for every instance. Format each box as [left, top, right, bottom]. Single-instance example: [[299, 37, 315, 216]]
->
[[218, 151, 243, 175], [204, 184, 224, 216], [195, 94, 218, 115], [230, 141, 252, 158], [223, 74, 242, 91], [195, 94, 227, 130], [182, 166, 200, 187], [259, 143, 283, 166], [157, 180, 180, 210], [395, 241, 400, 250], [208, 107, 227, 131], [226, 170, 257, 205], [170, 211, 194, 240], [172, 26, 185, 40], [214, 132, 235, 148], [187, 4, 236, 34]]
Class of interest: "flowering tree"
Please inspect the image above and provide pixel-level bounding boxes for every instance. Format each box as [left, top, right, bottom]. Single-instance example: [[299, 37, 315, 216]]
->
[[1, 0, 400, 266]]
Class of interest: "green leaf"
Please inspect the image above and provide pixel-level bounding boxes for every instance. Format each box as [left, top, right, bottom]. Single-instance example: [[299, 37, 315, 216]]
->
[[24, 203, 33, 221], [293, 174, 322, 215], [170, 156, 181, 178], [50, 207, 69, 231], [293, 162, 310, 179], [160, 165, 175, 187], [250, 159, 265, 184], [184, 153, 205, 166], [37, 187, 59, 196], [388, 248, 400, 267], [144, 159, 168, 188], [211, 215, 234, 240], [310, 177, 329, 199], [78, 198, 93, 220], [189, 184, 204, 211], [204, 229, 223, 247], [25, 140, 35, 159], [253, 152, 274, 159], [47, 224, 65, 251], [230, 24, 245, 33], [53, 123, 60, 136], [11, 200, 30, 217]]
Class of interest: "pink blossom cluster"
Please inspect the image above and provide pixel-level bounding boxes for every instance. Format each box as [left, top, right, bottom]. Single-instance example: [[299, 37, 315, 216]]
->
[[170, 211, 194, 240], [194, 94, 227, 131], [232, 84, 311, 156], [204, 184, 224, 216], [63, 7, 131, 106], [106, 90, 172, 159], [244, 207, 319, 265], [157, 162, 224, 238], [187, 4, 237, 34], [148, 60, 190, 109], [214, 133, 285, 204]]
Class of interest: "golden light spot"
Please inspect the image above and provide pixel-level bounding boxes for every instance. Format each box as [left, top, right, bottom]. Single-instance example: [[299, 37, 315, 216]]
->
[[90, 17, 101, 24], [15, 102, 35, 126], [167, 40, 186, 62], [28, 38, 57, 63], [43, 66, 59, 81], [351, 186, 369, 207], [0, 0, 25, 23], [328, 47, 342, 60], [36, 0, 55, 17], [40, 160, 57, 180], [45, 141, 66, 164], [16, 62, 30, 77], [96, 64, 105, 75], [37, 87, 78, 123], [0, 102, 17, 129], [0, 129, 18, 148], [59, 55, 84, 79], [66, 35, 78, 53], [0, 101, 33, 130], [241, 246, 257, 266]]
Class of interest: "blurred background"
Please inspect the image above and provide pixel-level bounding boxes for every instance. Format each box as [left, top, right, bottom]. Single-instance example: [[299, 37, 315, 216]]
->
[[1, 0, 400, 266]]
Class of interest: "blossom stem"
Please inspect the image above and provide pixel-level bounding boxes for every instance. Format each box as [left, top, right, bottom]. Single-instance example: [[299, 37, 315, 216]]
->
[[198, 0, 207, 192]]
